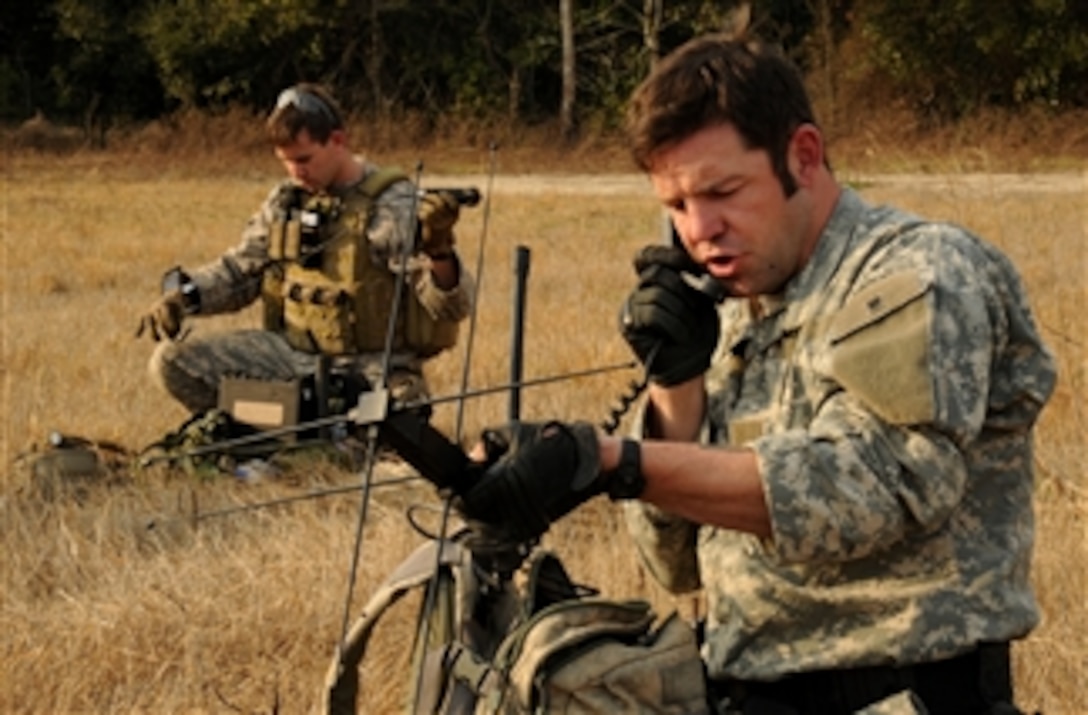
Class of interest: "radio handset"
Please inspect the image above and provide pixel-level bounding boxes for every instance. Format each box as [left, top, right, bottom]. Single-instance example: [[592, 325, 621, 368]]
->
[[662, 216, 729, 304]]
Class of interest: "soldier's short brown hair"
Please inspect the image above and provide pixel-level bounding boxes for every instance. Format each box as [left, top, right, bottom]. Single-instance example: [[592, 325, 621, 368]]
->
[[266, 83, 345, 146], [625, 36, 818, 195]]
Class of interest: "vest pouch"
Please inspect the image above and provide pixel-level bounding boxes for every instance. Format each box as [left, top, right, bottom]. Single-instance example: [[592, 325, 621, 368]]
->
[[353, 272, 400, 353], [283, 217, 302, 260], [262, 220, 299, 331], [261, 268, 286, 332], [282, 276, 357, 355], [268, 219, 286, 260]]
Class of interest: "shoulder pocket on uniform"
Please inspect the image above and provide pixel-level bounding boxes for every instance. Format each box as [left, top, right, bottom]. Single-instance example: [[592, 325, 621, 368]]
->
[[828, 271, 936, 425]]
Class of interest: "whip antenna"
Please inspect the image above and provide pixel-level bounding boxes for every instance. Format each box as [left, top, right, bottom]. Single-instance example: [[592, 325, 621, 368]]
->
[[335, 160, 427, 665], [409, 142, 500, 712]]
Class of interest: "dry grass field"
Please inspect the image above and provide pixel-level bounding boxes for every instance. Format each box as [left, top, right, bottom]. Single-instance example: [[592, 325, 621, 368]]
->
[[1, 126, 1085, 714]]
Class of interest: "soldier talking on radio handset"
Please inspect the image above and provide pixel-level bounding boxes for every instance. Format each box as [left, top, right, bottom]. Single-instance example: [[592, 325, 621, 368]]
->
[[452, 37, 1055, 715], [136, 83, 475, 420]]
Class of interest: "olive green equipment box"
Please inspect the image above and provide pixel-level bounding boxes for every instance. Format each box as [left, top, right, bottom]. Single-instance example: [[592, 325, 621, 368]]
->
[[218, 377, 303, 441]]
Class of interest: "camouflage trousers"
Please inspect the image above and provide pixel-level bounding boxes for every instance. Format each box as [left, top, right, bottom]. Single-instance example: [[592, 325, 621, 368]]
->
[[148, 329, 429, 413]]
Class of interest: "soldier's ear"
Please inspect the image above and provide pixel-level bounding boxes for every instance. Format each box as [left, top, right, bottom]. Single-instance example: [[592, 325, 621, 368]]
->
[[788, 123, 823, 187], [327, 128, 348, 149]]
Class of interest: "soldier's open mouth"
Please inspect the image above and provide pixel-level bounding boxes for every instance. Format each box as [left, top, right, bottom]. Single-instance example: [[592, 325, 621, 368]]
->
[[706, 255, 738, 278]]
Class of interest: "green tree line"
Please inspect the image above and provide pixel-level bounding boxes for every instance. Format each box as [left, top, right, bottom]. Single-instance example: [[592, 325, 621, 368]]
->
[[3, 0, 1086, 139]]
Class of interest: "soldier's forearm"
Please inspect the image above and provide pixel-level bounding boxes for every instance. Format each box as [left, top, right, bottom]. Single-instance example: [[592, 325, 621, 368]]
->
[[189, 258, 264, 314], [644, 377, 706, 442], [640, 441, 770, 537]]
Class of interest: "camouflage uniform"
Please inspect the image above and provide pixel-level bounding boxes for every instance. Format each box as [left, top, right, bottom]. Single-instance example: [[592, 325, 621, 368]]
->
[[625, 188, 1057, 681], [149, 162, 473, 413]]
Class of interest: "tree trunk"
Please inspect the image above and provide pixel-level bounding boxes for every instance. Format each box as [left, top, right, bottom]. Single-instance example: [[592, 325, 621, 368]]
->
[[367, 0, 384, 115], [559, 0, 576, 142], [642, 0, 663, 68], [814, 0, 838, 127], [508, 66, 521, 122]]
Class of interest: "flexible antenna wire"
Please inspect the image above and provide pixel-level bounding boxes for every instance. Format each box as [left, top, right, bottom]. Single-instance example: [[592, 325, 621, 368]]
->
[[335, 160, 427, 665], [409, 143, 499, 712], [452, 142, 498, 441]]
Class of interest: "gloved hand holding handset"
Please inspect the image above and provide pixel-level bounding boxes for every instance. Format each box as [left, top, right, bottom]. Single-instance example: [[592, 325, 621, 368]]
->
[[620, 242, 726, 386]]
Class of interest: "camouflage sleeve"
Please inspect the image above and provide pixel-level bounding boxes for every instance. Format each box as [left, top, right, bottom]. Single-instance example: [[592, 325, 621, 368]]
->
[[188, 183, 287, 314], [622, 397, 708, 594], [416, 260, 475, 322], [754, 225, 1055, 564], [370, 178, 474, 323], [368, 178, 418, 262], [623, 501, 702, 594]]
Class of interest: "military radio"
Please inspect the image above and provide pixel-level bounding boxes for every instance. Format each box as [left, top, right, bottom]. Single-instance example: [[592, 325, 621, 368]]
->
[[294, 194, 342, 268]]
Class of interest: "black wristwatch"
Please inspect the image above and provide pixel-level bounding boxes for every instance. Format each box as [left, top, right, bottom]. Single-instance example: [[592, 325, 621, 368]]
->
[[179, 280, 202, 314], [606, 438, 644, 501], [162, 265, 201, 314]]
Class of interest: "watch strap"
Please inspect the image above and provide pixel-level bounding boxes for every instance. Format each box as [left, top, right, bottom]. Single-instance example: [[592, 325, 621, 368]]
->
[[180, 281, 202, 314], [606, 438, 644, 501]]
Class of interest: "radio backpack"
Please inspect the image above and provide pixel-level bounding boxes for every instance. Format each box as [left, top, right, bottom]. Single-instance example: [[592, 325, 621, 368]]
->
[[321, 530, 708, 714]]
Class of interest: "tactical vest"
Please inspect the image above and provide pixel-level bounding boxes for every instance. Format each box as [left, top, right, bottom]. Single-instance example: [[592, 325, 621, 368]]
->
[[263, 168, 459, 358]]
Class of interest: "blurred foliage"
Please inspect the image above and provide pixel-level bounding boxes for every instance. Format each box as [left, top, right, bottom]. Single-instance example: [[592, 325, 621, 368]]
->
[[2, 0, 1085, 139], [859, 0, 1088, 119]]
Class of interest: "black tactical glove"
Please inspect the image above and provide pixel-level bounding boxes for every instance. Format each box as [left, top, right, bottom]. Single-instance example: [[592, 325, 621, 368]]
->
[[455, 421, 603, 548], [620, 245, 724, 386], [417, 190, 460, 257], [135, 290, 187, 342]]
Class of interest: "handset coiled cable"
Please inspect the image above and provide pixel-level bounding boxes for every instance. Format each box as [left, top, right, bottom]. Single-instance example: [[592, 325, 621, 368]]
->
[[600, 343, 660, 436]]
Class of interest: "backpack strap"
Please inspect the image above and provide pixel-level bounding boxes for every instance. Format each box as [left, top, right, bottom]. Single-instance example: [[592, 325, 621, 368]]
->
[[322, 541, 597, 715], [322, 537, 471, 715], [438, 550, 597, 713]]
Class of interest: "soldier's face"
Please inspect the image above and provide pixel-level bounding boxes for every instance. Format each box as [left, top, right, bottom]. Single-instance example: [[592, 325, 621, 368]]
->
[[649, 122, 820, 298], [274, 129, 345, 192]]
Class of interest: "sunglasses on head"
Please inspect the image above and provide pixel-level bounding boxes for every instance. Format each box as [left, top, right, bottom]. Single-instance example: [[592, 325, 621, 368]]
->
[[275, 87, 337, 123]]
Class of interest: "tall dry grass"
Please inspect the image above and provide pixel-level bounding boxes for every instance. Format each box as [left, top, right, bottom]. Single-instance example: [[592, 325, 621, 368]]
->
[[1, 135, 1085, 714]]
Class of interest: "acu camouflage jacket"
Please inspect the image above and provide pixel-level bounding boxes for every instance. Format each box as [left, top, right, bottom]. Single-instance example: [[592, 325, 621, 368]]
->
[[625, 188, 1057, 681]]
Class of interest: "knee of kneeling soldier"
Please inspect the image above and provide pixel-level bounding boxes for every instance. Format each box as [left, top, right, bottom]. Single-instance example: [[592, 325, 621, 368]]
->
[[147, 340, 182, 389], [147, 341, 216, 412]]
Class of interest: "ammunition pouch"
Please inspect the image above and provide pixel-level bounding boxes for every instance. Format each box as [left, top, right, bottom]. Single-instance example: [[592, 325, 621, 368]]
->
[[280, 277, 361, 355]]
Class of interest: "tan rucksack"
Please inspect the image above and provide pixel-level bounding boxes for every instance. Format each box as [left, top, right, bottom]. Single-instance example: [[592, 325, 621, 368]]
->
[[472, 596, 708, 714], [321, 531, 708, 715]]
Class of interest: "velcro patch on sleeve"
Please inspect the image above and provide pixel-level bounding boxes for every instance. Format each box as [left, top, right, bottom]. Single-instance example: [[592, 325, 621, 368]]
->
[[828, 271, 935, 425], [727, 409, 771, 446]]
